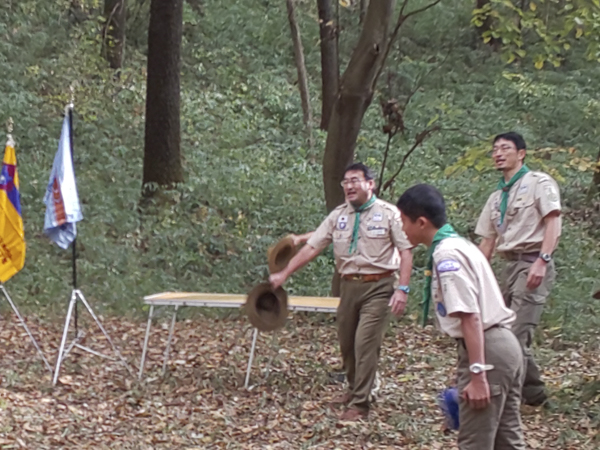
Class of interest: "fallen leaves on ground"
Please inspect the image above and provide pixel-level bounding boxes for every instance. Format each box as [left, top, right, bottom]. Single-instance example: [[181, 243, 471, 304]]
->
[[0, 310, 598, 449]]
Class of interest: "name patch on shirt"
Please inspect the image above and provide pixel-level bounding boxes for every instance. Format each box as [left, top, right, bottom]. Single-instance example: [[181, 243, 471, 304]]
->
[[436, 302, 447, 317], [338, 215, 348, 230], [372, 212, 383, 222], [437, 259, 461, 273], [367, 225, 387, 236]]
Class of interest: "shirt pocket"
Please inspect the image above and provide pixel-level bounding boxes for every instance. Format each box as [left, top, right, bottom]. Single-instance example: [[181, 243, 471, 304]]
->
[[506, 194, 535, 218], [333, 230, 351, 255], [362, 226, 390, 259]]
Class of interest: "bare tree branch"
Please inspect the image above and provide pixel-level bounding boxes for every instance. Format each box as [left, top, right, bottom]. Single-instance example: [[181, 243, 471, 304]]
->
[[373, 0, 444, 89], [381, 126, 440, 192], [403, 0, 443, 20]]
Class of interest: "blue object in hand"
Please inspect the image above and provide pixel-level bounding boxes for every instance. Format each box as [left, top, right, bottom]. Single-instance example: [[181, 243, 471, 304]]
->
[[438, 387, 460, 430]]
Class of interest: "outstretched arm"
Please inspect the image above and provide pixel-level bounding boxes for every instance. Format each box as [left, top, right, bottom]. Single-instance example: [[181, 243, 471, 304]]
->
[[269, 244, 321, 289], [290, 232, 314, 247]]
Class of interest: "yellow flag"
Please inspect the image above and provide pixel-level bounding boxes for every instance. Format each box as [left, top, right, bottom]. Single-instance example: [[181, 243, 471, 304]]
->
[[0, 135, 25, 282]]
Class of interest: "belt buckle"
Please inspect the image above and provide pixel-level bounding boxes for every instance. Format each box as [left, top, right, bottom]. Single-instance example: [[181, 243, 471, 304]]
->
[[352, 275, 361, 281]]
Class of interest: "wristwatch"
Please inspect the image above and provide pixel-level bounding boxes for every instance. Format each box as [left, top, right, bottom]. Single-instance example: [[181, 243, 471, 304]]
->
[[397, 285, 410, 294], [469, 363, 494, 374], [539, 253, 552, 263]]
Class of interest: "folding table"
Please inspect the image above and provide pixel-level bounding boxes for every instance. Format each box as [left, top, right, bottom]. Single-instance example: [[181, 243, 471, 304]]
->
[[139, 292, 339, 387]]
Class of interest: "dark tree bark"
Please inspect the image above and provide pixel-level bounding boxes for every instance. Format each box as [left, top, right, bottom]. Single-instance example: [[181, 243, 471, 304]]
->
[[317, 0, 339, 130], [359, 0, 368, 24], [142, 0, 184, 196], [590, 148, 600, 197], [286, 0, 312, 128], [475, 0, 500, 50], [102, 0, 127, 69], [322, 0, 393, 211]]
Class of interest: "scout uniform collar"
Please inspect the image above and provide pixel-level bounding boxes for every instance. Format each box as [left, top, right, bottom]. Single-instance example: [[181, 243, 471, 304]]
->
[[348, 194, 377, 254], [497, 164, 530, 225], [422, 223, 459, 327]]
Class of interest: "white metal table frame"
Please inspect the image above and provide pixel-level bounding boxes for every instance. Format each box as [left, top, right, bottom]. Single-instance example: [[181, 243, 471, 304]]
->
[[138, 293, 339, 388]]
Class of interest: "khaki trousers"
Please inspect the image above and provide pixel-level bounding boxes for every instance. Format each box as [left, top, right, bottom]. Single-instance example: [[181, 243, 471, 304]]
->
[[457, 326, 525, 450], [338, 277, 393, 412], [500, 260, 555, 403]]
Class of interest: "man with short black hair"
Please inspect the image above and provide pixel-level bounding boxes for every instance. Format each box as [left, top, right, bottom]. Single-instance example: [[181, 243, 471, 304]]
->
[[476, 132, 561, 406], [270, 162, 413, 421], [397, 183, 525, 450]]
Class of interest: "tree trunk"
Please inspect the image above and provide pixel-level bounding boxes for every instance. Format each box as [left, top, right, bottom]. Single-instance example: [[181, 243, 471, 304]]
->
[[102, 0, 126, 69], [286, 0, 312, 127], [317, 0, 339, 130], [142, 0, 184, 196], [322, 0, 393, 211], [359, 0, 368, 24], [475, 0, 500, 50], [590, 148, 600, 197]]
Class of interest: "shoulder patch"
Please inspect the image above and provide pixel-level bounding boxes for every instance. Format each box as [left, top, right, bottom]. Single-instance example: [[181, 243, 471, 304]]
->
[[437, 259, 461, 273]]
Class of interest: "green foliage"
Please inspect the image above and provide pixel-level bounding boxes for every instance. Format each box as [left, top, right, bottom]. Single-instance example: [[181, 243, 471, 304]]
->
[[0, 0, 597, 345], [472, 0, 600, 68]]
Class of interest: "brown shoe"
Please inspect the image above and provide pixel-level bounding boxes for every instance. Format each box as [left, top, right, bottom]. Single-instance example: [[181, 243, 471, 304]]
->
[[339, 407, 368, 421], [330, 392, 352, 405]]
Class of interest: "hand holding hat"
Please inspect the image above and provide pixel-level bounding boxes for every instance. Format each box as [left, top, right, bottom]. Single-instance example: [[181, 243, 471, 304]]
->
[[438, 387, 460, 431], [267, 234, 299, 274]]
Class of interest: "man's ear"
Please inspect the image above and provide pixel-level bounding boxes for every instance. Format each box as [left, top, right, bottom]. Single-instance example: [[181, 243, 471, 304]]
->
[[517, 148, 526, 162], [417, 216, 429, 229]]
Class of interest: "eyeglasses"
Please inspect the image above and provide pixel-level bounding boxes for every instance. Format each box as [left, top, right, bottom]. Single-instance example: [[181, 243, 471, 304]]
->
[[491, 144, 516, 154], [340, 177, 367, 187]]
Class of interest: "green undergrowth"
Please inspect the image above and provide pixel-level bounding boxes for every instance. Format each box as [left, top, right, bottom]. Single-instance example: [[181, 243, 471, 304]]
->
[[0, 0, 597, 344]]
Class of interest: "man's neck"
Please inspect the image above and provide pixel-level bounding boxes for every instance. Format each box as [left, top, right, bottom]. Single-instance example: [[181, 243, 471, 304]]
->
[[423, 228, 438, 247], [503, 163, 524, 183], [350, 193, 373, 209]]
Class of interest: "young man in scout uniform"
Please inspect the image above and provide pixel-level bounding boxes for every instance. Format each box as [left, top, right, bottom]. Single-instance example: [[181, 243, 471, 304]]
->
[[397, 183, 525, 450], [476, 132, 561, 406], [269, 162, 413, 421]]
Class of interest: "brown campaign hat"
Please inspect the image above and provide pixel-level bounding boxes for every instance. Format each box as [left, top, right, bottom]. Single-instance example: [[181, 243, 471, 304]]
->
[[245, 282, 289, 332], [267, 235, 297, 274]]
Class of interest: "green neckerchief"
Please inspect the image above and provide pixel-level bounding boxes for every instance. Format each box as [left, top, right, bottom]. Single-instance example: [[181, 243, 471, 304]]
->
[[497, 165, 530, 225], [422, 223, 459, 327], [348, 194, 377, 254]]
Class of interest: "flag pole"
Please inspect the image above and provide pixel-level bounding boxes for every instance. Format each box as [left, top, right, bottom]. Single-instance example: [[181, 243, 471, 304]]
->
[[68, 87, 77, 334]]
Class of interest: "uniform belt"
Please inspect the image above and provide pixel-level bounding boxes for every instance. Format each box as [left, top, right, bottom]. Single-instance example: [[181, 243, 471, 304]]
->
[[502, 251, 539, 263], [456, 324, 503, 348], [341, 270, 395, 282]]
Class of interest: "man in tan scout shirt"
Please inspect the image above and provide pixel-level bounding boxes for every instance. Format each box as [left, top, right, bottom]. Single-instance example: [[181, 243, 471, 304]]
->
[[476, 132, 561, 406], [269, 162, 413, 421], [398, 183, 524, 450]]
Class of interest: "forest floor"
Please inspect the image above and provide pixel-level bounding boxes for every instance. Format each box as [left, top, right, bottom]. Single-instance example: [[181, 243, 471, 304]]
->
[[0, 312, 598, 449]]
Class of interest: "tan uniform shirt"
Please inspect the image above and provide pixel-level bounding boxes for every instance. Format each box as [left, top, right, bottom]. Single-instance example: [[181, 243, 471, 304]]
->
[[307, 198, 412, 275], [432, 237, 515, 338], [475, 171, 561, 254]]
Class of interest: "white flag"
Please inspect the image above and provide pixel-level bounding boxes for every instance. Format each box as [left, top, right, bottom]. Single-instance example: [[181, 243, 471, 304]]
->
[[43, 110, 83, 249]]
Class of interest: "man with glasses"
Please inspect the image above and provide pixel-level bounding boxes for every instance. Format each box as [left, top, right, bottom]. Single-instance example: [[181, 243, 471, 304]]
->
[[475, 132, 561, 407], [270, 162, 413, 421]]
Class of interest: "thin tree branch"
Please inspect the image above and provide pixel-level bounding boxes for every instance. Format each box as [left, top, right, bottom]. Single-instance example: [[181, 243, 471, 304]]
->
[[402, 0, 443, 21], [381, 125, 440, 192], [377, 130, 396, 194], [373, 0, 444, 89]]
